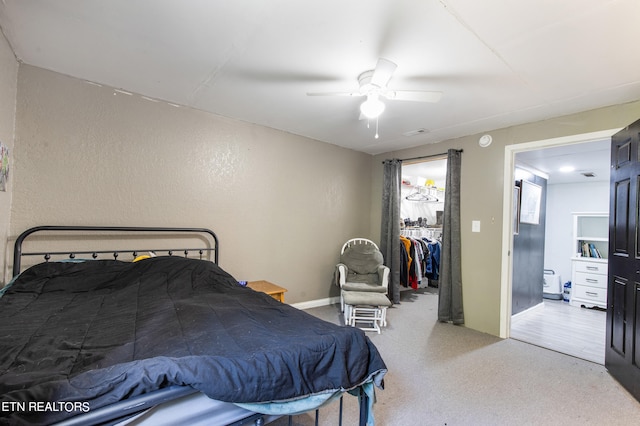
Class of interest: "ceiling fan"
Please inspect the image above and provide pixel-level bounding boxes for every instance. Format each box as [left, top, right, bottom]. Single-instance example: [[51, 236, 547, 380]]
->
[[306, 58, 442, 120]]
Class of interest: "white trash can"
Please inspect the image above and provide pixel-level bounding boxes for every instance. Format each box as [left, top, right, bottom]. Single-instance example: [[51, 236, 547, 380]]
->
[[543, 269, 563, 300]]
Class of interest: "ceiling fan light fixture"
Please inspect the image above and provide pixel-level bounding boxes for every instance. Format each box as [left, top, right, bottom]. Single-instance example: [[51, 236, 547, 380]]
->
[[360, 95, 385, 119]]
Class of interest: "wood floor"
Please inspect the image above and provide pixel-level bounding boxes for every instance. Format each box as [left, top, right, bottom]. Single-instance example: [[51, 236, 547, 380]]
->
[[510, 299, 605, 364]]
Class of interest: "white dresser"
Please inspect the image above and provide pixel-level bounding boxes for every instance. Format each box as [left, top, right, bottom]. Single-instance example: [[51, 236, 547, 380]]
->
[[570, 213, 608, 309], [570, 258, 607, 308]]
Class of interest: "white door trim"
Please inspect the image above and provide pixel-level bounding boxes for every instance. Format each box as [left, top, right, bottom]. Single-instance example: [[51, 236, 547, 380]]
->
[[499, 128, 622, 338]]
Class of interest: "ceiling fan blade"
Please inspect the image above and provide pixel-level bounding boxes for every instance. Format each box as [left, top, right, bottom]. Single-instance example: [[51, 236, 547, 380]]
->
[[306, 91, 363, 97], [370, 58, 397, 88], [384, 90, 443, 103]]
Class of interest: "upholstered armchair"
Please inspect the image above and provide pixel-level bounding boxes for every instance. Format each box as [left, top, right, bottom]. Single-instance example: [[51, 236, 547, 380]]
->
[[336, 238, 390, 312]]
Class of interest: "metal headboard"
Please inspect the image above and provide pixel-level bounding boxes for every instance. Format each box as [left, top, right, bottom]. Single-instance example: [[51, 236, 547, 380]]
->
[[13, 226, 219, 276]]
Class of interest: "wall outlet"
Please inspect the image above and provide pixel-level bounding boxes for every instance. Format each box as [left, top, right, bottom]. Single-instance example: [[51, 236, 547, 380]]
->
[[472, 220, 481, 232]]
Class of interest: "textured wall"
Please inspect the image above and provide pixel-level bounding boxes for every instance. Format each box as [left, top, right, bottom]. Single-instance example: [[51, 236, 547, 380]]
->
[[0, 31, 18, 283], [11, 65, 373, 302]]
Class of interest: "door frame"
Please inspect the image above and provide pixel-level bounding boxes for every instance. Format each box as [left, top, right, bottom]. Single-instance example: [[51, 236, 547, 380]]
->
[[499, 128, 622, 338]]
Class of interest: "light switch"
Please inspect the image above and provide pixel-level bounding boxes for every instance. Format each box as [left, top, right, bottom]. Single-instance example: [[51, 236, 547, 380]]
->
[[472, 220, 481, 232]]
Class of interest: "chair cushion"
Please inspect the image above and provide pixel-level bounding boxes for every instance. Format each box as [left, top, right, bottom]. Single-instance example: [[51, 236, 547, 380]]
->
[[341, 244, 384, 275], [345, 271, 381, 286], [342, 281, 388, 293], [342, 291, 391, 307]]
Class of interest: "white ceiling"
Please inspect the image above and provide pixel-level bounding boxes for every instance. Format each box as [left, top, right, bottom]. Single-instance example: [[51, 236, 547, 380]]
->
[[1, 0, 639, 155], [516, 138, 611, 184]]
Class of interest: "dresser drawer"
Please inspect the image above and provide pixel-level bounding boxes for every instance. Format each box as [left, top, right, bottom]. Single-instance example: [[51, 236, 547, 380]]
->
[[574, 271, 607, 289], [574, 261, 607, 275], [572, 285, 607, 304]]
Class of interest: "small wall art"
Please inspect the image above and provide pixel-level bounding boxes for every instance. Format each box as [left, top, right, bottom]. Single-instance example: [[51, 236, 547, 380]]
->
[[519, 179, 542, 225], [0, 142, 8, 192]]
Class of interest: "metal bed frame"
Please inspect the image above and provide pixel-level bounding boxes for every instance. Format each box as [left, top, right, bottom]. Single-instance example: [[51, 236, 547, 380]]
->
[[13, 225, 219, 274], [9, 225, 370, 426]]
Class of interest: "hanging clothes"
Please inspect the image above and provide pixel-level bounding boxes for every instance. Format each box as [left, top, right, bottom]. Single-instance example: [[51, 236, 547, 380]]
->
[[415, 238, 431, 288], [399, 240, 409, 288], [400, 235, 413, 288], [400, 235, 432, 289], [407, 241, 418, 289], [412, 239, 423, 286], [423, 238, 441, 282]]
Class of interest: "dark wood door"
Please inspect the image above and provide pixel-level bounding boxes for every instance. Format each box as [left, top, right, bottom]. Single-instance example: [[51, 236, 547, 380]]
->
[[607, 119, 640, 401]]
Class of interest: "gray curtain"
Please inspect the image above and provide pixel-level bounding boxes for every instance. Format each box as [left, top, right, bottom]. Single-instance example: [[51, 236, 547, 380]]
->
[[438, 149, 464, 324], [380, 159, 402, 304]]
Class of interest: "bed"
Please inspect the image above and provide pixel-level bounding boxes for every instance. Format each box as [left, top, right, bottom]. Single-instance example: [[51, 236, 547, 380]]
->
[[0, 226, 387, 425]]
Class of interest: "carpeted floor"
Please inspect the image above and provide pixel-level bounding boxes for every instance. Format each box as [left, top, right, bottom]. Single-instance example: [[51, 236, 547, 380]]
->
[[271, 287, 640, 425]]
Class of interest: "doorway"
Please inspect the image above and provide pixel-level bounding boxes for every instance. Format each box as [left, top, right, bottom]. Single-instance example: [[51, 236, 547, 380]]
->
[[401, 158, 447, 289], [500, 129, 622, 353]]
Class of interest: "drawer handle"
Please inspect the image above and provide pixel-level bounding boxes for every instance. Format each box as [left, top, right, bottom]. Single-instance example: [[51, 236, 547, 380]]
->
[[585, 266, 599, 271], [586, 278, 599, 283], [586, 291, 599, 297]]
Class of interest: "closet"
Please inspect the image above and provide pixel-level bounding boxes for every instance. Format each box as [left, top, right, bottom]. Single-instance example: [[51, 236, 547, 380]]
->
[[400, 159, 446, 289]]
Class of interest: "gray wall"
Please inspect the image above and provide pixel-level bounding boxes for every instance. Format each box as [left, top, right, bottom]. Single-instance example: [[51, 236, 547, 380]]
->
[[0, 30, 18, 279], [9, 65, 373, 304]]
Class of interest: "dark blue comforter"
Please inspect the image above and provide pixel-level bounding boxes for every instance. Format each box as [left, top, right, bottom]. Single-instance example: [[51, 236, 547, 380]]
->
[[0, 257, 386, 425]]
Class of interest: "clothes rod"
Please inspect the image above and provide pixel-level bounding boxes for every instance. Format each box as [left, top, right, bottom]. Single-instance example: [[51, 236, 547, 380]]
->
[[382, 149, 463, 164]]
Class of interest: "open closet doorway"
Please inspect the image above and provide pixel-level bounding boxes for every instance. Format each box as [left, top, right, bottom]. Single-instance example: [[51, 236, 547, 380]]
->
[[400, 158, 447, 290], [507, 137, 611, 364]]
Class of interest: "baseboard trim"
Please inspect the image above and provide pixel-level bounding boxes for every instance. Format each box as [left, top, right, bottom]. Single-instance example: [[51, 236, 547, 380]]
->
[[291, 296, 339, 310], [512, 301, 544, 318]]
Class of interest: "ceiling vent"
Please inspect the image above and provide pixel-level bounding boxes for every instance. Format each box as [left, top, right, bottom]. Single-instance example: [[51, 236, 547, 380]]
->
[[403, 128, 429, 137], [581, 172, 597, 178]]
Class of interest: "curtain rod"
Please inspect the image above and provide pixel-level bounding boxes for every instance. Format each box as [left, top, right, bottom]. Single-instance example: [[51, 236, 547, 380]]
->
[[382, 149, 463, 164]]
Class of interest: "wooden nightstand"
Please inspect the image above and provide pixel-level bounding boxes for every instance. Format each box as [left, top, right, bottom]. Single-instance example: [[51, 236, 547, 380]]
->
[[247, 280, 287, 303]]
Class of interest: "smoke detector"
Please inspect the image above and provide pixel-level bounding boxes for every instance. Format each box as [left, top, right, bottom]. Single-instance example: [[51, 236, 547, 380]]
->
[[478, 134, 492, 147]]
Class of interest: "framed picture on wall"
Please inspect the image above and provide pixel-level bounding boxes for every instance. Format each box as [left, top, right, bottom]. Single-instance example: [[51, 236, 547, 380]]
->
[[519, 180, 542, 225]]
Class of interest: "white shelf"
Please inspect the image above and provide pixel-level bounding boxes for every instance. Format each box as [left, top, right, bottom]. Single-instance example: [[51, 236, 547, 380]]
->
[[572, 212, 608, 260]]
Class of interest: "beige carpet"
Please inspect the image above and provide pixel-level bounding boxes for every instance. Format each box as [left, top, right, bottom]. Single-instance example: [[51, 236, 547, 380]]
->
[[271, 288, 640, 425]]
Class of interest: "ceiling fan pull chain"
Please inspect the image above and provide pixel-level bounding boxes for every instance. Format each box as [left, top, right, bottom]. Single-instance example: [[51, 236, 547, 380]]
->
[[375, 117, 380, 139]]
